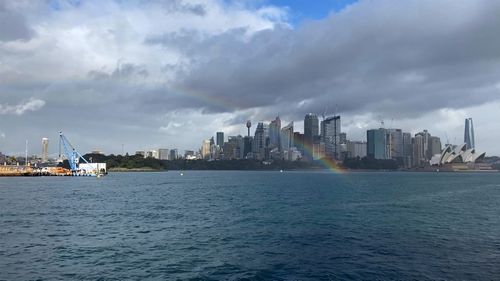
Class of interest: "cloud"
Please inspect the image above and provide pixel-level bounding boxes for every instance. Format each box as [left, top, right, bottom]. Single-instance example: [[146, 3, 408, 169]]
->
[[161, 0, 500, 119], [163, 0, 207, 16], [0, 0, 500, 155], [0, 0, 34, 42], [0, 98, 46, 115]]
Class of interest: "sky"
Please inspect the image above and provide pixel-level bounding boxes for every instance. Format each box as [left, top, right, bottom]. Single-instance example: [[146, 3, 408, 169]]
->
[[1, 0, 499, 157]]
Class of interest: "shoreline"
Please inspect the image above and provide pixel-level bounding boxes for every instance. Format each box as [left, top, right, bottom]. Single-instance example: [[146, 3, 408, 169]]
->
[[106, 168, 500, 173]]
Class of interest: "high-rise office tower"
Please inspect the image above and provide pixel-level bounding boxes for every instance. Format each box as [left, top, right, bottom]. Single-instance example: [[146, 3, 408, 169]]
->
[[304, 113, 319, 145], [321, 115, 341, 159], [464, 118, 475, 149], [367, 128, 388, 159], [41, 138, 49, 163], [415, 130, 431, 160], [402, 132, 413, 168], [386, 129, 403, 160], [253, 122, 268, 160], [269, 116, 281, 150], [243, 136, 253, 159], [201, 139, 211, 159], [281, 122, 294, 160], [429, 136, 442, 156], [216, 132, 224, 148]]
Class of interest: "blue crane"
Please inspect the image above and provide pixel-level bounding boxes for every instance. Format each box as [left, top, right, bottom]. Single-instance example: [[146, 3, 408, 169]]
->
[[59, 132, 90, 174]]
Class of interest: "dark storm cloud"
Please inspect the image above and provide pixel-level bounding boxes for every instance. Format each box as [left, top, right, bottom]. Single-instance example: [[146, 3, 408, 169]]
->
[[0, 0, 34, 41], [148, 0, 500, 119], [2, 0, 500, 155]]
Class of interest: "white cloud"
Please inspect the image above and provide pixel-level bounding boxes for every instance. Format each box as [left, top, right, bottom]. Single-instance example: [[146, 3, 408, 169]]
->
[[0, 98, 45, 115]]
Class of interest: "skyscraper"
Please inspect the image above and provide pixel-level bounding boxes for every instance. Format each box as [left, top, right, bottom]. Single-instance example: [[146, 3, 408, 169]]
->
[[321, 115, 341, 159], [464, 118, 475, 149], [415, 130, 431, 160], [269, 116, 281, 150], [367, 128, 388, 159], [412, 134, 425, 166], [41, 138, 49, 163], [216, 132, 224, 148], [224, 135, 244, 159], [253, 122, 268, 160], [429, 136, 442, 156], [386, 129, 403, 161], [201, 139, 211, 159], [281, 122, 294, 160], [402, 132, 413, 168], [243, 136, 253, 159], [304, 113, 319, 145]]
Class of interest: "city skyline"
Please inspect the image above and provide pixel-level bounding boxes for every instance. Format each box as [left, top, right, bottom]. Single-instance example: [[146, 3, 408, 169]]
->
[[0, 114, 492, 159], [1, 0, 500, 155]]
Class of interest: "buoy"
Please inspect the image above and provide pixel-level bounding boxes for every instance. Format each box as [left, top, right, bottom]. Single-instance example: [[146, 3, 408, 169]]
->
[[180, 172, 184, 176]]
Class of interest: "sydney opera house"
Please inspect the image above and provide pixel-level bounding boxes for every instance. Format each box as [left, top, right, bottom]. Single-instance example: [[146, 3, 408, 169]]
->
[[430, 143, 485, 166], [429, 118, 486, 167]]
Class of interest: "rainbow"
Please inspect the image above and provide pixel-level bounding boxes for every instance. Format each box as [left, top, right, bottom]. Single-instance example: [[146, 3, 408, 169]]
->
[[174, 88, 243, 112], [175, 88, 346, 173], [286, 133, 347, 173]]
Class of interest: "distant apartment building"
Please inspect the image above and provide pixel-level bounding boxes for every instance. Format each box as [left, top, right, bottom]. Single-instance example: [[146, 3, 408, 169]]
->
[[41, 138, 49, 163], [146, 150, 158, 159], [158, 149, 169, 160], [429, 136, 442, 157], [169, 149, 178, 160], [411, 130, 441, 166], [347, 141, 367, 158], [201, 139, 211, 159], [184, 150, 196, 160], [312, 142, 326, 160]]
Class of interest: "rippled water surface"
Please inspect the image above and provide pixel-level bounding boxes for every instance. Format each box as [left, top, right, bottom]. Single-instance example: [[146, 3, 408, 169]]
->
[[1, 171, 500, 280]]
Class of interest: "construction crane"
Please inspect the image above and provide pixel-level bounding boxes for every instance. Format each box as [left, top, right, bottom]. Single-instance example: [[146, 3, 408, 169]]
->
[[59, 132, 91, 175]]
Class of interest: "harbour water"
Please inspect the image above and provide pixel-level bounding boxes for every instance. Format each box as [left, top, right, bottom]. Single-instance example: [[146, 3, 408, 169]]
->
[[1, 171, 500, 280]]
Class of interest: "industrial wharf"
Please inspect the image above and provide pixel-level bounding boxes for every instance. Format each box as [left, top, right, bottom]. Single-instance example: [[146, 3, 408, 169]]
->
[[0, 132, 107, 177], [0, 165, 72, 177]]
